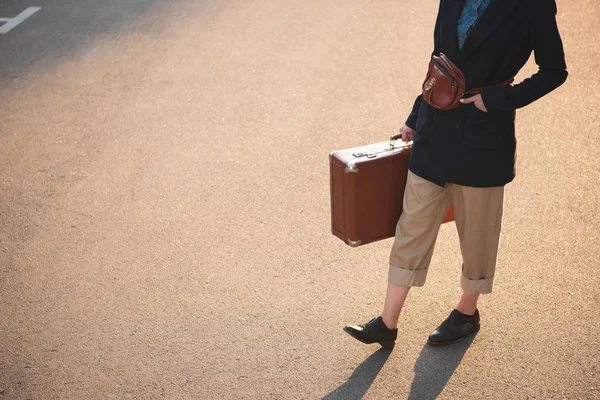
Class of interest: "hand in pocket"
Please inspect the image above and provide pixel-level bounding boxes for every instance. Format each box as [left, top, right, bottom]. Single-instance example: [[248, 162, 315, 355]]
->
[[460, 94, 488, 113]]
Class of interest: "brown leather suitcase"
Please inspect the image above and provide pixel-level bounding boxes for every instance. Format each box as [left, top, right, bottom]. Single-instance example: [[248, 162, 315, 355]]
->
[[330, 139, 454, 247]]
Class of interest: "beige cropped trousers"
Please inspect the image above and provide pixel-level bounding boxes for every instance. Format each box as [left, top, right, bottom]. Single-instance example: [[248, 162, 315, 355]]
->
[[388, 171, 504, 294]]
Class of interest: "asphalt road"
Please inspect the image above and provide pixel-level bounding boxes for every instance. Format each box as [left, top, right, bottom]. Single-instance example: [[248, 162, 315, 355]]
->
[[1, 0, 599, 399]]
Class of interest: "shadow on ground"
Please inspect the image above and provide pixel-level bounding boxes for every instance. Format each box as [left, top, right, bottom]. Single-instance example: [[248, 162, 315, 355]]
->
[[408, 333, 477, 400], [322, 348, 392, 400], [323, 334, 476, 399]]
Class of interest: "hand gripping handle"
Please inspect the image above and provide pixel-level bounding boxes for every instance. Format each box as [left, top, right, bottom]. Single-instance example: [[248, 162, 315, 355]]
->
[[390, 133, 403, 141], [389, 133, 411, 149]]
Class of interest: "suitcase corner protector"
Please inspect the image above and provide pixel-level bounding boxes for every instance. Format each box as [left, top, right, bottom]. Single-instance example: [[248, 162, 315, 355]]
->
[[346, 238, 362, 247], [345, 161, 359, 174]]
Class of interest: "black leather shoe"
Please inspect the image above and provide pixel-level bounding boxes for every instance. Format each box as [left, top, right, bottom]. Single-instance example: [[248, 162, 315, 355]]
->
[[344, 316, 398, 349], [427, 309, 480, 346]]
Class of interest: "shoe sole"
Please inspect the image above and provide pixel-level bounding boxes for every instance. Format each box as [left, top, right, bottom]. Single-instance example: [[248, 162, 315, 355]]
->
[[426, 323, 481, 346], [343, 327, 396, 349]]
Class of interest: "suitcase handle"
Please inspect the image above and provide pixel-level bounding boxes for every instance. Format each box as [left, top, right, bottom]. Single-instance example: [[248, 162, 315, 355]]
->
[[389, 134, 412, 149]]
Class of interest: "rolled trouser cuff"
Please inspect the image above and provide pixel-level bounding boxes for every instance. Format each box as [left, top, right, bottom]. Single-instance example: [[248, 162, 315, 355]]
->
[[388, 264, 428, 287], [461, 274, 494, 294]]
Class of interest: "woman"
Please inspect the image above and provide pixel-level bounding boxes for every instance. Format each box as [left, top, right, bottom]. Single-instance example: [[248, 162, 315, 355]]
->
[[344, 0, 568, 348]]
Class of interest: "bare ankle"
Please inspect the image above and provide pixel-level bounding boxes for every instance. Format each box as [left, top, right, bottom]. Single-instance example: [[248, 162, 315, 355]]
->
[[381, 314, 397, 330], [455, 305, 477, 316], [456, 291, 480, 316]]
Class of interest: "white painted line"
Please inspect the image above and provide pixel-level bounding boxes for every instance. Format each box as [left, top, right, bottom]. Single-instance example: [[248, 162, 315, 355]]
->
[[0, 7, 41, 34]]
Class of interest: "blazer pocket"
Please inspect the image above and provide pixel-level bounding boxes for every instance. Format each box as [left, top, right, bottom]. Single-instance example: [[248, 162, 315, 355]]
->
[[463, 105, 515, 150]]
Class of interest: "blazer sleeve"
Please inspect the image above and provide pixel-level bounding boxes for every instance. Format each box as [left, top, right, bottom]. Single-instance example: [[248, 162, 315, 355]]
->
[[405, 94, 423, 130], [481, 0, 568, 112], [405, 1, 443, 129]]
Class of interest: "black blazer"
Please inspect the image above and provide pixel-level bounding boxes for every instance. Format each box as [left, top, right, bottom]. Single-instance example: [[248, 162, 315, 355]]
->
[[406, 0, 568, 187]]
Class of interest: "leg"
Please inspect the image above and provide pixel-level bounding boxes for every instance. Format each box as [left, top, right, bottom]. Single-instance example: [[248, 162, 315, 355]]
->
[[385, 171, 452, 326], [344, 172, 452, 348], [428, 183, 504, 345], [381, 283, 410, 329], [453, 184, 505, 295]]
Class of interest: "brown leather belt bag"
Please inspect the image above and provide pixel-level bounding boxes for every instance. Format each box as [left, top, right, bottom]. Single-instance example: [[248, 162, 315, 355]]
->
[[422, 53, 513, 111]]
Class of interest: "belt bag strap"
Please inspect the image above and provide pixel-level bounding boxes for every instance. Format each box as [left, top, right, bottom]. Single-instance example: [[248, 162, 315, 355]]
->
[[464, 77, 515, 97]]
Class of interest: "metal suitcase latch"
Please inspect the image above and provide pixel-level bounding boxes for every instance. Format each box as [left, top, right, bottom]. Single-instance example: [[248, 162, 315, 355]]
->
[[352, 152, 377, 159]]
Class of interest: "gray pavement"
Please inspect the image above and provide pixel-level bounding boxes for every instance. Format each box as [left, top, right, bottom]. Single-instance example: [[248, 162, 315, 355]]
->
[[1, 0, 599, 398]]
